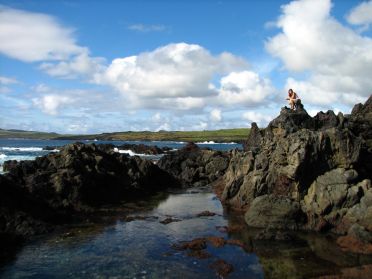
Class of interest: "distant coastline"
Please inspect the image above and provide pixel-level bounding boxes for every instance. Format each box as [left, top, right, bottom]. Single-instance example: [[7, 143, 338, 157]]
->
[[0, 128, 250, 143]]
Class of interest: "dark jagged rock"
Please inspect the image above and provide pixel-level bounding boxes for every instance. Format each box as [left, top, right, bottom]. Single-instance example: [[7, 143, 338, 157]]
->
[[1, 142, 179, 240], [220, 95, 372, 246], [4, 143, 178, 211], [243, 122, 262, 153], [0, 173, 70, 247], [313, 110, 339, 130], [158, 142, 230, 187]]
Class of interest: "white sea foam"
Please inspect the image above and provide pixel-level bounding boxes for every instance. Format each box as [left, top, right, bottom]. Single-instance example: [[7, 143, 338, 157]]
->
[[196, 141, 237, 145], [113, 148, 159, 157], [0, 154, 7, 159], [1, 147, 43, 152]]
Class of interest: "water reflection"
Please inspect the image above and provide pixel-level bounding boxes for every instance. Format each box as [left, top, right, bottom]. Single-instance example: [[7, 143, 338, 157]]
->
[[1, 187, 372, 278]]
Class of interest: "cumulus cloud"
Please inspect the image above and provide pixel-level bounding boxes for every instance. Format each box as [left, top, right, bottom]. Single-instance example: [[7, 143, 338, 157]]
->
[[97, 43, 247, 98], [39, 53, 106, 79], [32, 95, 74, 115], [95, 43, 250, 110], [347, 0, 372, 27], [217, 71, 274, 106], [242, 111, 274, 127], [266, 0, 372, 107], [30, 85, 121, 116]]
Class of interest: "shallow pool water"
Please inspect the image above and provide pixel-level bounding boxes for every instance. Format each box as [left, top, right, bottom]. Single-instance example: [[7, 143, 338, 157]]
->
[[1, 187, 372, 279]]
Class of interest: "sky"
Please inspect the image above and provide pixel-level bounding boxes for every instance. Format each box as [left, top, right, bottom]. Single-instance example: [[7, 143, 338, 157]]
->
[[0, 0, 372, 134]]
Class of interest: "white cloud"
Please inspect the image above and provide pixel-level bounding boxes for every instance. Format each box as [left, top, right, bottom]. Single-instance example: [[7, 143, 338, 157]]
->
[[218, 71, 274, 105], [266, 0, 372, 107], [0, 76, 18, 85], [153, 112, 162, 122], [0, 76, 18, 94], [67, 123, 89, 133], [156, 123, 171, 131], [347, 0, 372, 27], [242, 111, 273, 127], [210, 109, 222, 122], [30, 85, 122, 116], [32, 95, 74, 115], [39, 53, 106, 79], [0, 6, 104, 80], [0, 87, 11, 94], [192, 121, 208, 130], [0, 5, 84, 62], [127, 24, 167, 32], [96, 42, 248, 109]]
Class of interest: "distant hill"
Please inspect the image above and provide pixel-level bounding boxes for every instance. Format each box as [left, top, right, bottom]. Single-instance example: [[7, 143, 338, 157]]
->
[[0, 128, 250, 143], [0, 128, 61, 139]]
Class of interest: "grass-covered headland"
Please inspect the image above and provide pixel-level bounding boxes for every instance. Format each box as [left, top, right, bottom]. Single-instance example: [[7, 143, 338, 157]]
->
[[0, 128, 250, 143]]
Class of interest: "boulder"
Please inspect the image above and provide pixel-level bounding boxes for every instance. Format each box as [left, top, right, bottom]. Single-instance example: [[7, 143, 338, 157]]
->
[[158, 142, 230, 187], [301, 169, 365, 231], [244, 194, 305, 230]]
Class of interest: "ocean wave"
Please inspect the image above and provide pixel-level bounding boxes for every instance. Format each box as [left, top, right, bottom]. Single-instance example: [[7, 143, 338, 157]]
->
[[113, 148, 161, 157], [0, 153, 7, 159], [1, 147, 44, 152], [0, 155, 36, 163], [196, 141, 237, 145]]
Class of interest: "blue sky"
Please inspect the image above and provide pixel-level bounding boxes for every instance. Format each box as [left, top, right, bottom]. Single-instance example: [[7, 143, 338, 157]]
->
[[1, 0, 371, 133]]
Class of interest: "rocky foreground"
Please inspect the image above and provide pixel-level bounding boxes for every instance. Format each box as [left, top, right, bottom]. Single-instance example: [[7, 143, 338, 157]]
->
[[0, 143, 179, 240], [219, 96, 372, 253], [1, 96, 371, 256]]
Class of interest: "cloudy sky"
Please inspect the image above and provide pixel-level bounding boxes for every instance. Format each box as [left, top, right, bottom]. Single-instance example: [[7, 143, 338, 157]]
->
[[0, 0, 371, 133]]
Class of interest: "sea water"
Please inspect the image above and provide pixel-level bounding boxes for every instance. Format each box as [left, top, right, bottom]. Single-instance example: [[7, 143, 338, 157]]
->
[[1, 186, 371, 278]]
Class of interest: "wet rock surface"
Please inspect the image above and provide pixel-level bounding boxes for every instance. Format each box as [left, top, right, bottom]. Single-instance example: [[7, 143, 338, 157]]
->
[[220, 96, 372, 253]]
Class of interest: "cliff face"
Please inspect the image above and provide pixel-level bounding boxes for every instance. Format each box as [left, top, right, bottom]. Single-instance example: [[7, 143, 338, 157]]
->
[[221, 96, 372, 241]]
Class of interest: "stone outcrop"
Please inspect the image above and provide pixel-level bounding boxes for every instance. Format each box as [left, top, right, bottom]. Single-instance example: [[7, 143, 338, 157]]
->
[[220, 96, 372, 244], [158, 142, 230, 187], [0, 142, 178, 240]]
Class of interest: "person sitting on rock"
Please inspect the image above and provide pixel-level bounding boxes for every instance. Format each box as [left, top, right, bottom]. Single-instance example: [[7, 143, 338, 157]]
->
[[286, 89, 301, 110]]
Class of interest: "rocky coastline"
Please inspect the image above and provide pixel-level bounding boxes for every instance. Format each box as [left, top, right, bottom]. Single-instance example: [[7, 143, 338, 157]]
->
[[219, 95, 372, 253], [1, 96, 371, 258]]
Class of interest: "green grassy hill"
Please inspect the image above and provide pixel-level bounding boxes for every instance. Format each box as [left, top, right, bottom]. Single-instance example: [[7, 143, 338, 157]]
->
[[0, 128, 250, 143], [0, 128, 61, 139]]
